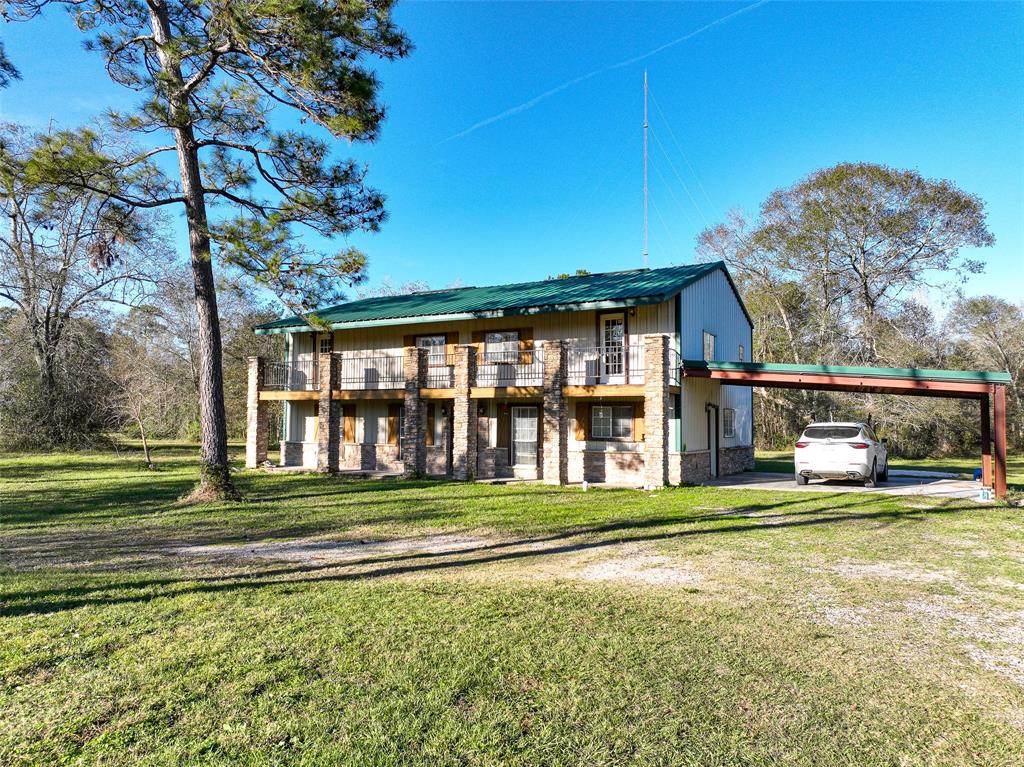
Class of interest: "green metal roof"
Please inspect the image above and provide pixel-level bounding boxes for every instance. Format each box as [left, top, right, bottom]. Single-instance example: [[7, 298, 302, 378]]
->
[[255, 262, 742, 334], [681, 360, 1012, 384]]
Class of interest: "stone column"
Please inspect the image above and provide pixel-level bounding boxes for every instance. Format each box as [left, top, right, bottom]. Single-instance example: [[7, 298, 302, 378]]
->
[[245, 356, 268, 468], [542, 340, 568, 485], [451, 344, 478, 480], [402, 346, 428, 478], [643, 334, 670, 488], [317, 352, 340, 473]]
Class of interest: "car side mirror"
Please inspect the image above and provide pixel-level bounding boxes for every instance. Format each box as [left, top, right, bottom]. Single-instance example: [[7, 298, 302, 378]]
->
[[881, 437, 888, 444]]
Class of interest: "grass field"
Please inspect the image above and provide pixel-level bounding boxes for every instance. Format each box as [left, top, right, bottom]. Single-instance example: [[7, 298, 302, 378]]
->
[[2, 443, 1023, 766]]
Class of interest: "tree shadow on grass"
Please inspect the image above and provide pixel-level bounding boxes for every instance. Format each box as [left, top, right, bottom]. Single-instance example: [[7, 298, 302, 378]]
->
[[0, 498, 973, 618]]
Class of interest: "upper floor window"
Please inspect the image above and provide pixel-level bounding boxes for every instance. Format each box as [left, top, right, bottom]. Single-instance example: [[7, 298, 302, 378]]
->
[[592, 405, 633, 440], [703, 331, 716, 361], [738, 344, 745, 362], [723, 408, 736, 438], [485, 330, 519, 362], [416, 335, 446, 365]]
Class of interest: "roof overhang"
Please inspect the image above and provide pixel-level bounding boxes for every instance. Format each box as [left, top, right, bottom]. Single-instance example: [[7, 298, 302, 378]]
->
[[681, 360, 1010, 400], [254, 295, 670, 335]]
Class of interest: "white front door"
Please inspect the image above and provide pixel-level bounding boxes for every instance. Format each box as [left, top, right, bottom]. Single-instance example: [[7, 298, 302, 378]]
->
[[602, 313, 625, 380], [511, 406, 538, 467]]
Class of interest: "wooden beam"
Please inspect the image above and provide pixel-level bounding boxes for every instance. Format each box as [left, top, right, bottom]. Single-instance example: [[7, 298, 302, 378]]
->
[[259, 390, 319, 401], [562, 384, 646, 398], [421, 388, 456, 400], [331, 389, 405, 401], [980, 392, 992, 488], [994, 385, 1007, 499], [470, 386, 544, 400], [683, 368, 989, 398]]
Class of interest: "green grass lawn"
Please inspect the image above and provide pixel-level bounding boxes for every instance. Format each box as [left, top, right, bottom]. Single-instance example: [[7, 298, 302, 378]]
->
[[2, 442, 1023, 766]]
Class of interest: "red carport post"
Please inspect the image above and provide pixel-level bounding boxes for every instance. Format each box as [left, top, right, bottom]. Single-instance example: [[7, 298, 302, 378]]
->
[[994, 384, 1007, 499], [981, 392, 992, 488]]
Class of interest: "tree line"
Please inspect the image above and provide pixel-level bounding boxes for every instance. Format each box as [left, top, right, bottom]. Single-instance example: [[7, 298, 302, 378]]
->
[[697, 162, 1022, 455]]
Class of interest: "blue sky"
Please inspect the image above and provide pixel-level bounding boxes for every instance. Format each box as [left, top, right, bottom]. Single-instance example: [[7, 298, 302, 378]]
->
[[3, 1, 1022, 306]]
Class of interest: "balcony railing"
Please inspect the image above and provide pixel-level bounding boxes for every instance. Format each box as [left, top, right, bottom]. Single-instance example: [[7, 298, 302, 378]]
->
[[668, 348, 682, 386], [338, 353, 404, 390], [476, 349, 544, 387], [567, 343, 645, 385], [264, 360, 320, 391], [425, 352, 456, 388], [263, 340, 676, 393]]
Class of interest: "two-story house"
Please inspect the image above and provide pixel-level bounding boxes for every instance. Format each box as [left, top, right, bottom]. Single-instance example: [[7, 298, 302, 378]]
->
[[246, 261, 754, 487]]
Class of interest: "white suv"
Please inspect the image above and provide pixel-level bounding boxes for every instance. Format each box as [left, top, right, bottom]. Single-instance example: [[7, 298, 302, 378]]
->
[[794, 422, 888, 487]]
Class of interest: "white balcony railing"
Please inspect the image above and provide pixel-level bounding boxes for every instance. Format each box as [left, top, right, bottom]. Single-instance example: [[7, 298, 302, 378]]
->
[[337, 353, 404, 390], [476, 345, 544, 387], [264, 360, 320, 391], [566, 343, 645, 385], [425, 351, 456, 388]]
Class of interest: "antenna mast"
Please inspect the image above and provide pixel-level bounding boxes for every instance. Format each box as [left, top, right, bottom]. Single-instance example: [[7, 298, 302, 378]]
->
[[642, 70, 649, 268]]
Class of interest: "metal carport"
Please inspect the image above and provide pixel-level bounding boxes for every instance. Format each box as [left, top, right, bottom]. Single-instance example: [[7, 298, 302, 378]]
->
[[680, 361, 1013, 498]]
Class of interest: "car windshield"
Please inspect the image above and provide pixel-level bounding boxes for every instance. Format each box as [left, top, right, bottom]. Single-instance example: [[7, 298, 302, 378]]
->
[[803, 426, 861, 440]]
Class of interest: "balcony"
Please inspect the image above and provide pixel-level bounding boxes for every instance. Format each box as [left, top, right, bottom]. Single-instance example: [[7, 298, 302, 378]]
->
[[567, 343, 645, 386], [264, 360, 320, 391], [476, 347, 543, 387], [425, 351, 456, 389], [338, 353, 404, 390]]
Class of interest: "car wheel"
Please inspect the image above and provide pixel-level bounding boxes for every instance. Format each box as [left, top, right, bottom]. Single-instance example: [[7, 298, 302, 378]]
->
[[864, 460, 877, 488], [879, 461, 888, 483], [795, 473, 808, 486]]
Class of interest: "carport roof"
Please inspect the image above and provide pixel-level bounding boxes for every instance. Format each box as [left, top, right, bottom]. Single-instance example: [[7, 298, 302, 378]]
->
[[680, 360, 1011, 385]]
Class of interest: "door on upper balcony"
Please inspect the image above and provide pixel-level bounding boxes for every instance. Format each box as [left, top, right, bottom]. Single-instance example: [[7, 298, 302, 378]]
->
[[601, 313, 626, 381]]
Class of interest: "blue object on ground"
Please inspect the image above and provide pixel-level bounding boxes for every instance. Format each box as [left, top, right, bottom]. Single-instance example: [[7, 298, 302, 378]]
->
[[973, 468, 983, 481]]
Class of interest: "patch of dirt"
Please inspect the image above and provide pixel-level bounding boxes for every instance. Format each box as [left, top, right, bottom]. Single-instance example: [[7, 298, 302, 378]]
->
[[966, 646, 1024, 688], [572, 554, 703, 587], [174, 534, 493, 565], [984, 577, 1024, 593], [829, 561, 953, 583]]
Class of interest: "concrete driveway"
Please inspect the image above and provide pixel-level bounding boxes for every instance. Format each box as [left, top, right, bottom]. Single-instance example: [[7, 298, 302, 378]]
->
[[704, 471, 987, 501]]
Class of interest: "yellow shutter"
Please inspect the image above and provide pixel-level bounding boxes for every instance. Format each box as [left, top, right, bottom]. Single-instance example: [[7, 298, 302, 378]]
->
[[575, 403, 589, 441]]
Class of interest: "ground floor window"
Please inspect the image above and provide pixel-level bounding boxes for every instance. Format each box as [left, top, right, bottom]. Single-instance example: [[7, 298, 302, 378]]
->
[[511, 406, 537, 466], [723, 407, 736, 438], [592, 404, 633, 440]]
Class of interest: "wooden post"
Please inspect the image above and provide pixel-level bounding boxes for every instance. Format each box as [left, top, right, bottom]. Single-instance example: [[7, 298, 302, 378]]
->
[[980, 392, 992, 488], [994, 385, 1007, 499]]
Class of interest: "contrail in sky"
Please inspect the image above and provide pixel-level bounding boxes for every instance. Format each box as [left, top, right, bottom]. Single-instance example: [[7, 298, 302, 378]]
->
[[439, 0, 770, 144]]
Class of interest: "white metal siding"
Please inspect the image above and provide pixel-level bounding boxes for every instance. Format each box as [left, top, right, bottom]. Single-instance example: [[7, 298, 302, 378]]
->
[[678, 270, 753, 448]]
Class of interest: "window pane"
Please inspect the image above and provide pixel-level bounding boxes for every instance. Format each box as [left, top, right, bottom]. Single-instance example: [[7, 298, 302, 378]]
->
[[803, 426, 860, 440], [703, 331, 715, 361], [613, 406, 633, 438], [485, 331, 519, 361], [723, 408, 735, 438], [592, 406, 612, 438]]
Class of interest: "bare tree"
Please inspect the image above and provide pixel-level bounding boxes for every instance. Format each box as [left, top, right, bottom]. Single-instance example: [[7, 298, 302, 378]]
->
[[0, 122, 167, 444]]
